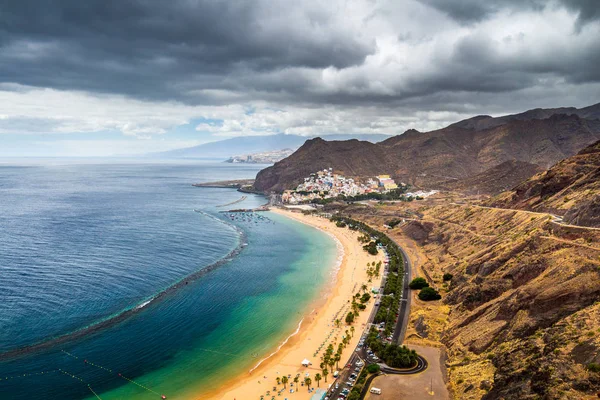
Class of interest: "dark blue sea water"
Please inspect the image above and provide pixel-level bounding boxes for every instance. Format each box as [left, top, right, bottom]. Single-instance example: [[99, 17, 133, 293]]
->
[[0, 161, 336, 399]]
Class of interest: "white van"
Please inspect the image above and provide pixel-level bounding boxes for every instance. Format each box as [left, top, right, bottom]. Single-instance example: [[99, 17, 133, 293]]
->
[[370, 387, 382, 395], [333, 370, 339, 378]]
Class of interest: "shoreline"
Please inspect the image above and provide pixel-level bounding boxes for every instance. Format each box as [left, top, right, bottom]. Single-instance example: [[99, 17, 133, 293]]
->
[[202, 208, 384, 400]]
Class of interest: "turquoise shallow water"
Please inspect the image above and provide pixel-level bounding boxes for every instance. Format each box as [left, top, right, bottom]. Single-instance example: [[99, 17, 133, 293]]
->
[[0, 161, 337, 399]]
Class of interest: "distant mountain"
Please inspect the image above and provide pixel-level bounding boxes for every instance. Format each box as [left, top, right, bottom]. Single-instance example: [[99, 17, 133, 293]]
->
[[225, 148, 295, 164], [491, 139, 600, 227], [148, 133, 391, 159], [254, 103, 600, 194]]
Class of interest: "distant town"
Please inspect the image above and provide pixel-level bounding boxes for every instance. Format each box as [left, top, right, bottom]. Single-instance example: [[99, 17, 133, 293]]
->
[[282, 168, 438, 204]]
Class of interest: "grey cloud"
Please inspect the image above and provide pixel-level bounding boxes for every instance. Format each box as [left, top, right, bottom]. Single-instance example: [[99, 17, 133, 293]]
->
[[559, 0, 600, 29], [418, 0, 600, 27], [0, 0, 374, 102], [0, 0, 598, 126], [417, 0, 546, 23]]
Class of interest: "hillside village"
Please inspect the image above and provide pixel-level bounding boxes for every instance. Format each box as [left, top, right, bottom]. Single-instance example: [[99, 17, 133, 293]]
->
[[281, 168, 408, 204]]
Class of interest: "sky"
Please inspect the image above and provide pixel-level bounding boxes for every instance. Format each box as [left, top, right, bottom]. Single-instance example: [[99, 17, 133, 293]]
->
[[1, 0, 599, 157]]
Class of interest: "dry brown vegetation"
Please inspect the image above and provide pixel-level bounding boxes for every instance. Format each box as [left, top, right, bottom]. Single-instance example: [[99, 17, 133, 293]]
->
[[492, 139, 600, 227], [337, 197, 600, 399]]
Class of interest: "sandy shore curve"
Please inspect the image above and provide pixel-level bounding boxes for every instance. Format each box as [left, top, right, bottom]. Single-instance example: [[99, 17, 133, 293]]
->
[[202, 208, 384, 400]]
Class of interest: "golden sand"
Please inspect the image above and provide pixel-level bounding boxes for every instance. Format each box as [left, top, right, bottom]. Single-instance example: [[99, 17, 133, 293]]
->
[[203, 208, 384, 400]]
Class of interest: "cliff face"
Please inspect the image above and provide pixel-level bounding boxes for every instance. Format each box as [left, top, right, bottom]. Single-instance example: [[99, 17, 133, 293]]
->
[[253, 103, 600, 193], [492, 140, 600, 227]]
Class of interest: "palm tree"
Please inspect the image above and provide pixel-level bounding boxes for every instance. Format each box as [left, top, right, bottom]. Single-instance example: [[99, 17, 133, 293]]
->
[[335, 319, 341, 328], [361, 284, 368, 293], [334, 353, 341, 370], [276, 377, 280, 386], [322, 368, 329, 382], [304, 377, 312, 391], [352, 302, 359, 316], [281, 376, 288, 389], [294, 375, 299, 387], [350, 326, 355, 338], [315, 373, 322, 387], [328, 358, 335, 373]]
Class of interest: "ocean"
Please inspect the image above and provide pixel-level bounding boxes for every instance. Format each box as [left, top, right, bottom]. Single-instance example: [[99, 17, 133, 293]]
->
[[0, 161, 337, 399]]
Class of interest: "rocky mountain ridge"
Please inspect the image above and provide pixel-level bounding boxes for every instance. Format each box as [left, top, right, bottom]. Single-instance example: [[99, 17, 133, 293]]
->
[[253, 103, 600, 194]]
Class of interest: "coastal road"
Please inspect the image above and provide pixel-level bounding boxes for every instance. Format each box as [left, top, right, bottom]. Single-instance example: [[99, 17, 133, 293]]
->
[[325, 236, 419, 400], [392, 240, 411, 345]]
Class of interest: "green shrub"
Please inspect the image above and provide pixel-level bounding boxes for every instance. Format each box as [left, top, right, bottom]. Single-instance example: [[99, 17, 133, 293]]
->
[[345, 312, 355, 325], [367, 363, 380, 373], [409, 277, 429, 290], [363, 241, 378, 255], [418, 287, 442, 301], [587, 363, 600, 373], [443, 273, 453, 281]]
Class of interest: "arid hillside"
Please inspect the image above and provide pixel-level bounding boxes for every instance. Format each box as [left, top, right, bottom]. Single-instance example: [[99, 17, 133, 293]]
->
[[338, 199, 600, 400], [439, 160, 543, 195], [254, 103, 600, 194], [492, 140, 600, 227]]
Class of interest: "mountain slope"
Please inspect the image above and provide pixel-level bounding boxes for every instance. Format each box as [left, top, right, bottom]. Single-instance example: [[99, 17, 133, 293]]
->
[[345, 201, 600, 399], [150, 133, 391, 159], [492, 140, 600, 227], [381, 114, 600, 187], [253, 138, 390, 192], [254, 103, 600, 193], [440, 160, 544, 195]]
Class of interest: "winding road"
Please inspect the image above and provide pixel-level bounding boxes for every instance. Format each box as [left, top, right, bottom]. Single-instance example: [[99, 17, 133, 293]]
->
[[325, 231, 427, 400]]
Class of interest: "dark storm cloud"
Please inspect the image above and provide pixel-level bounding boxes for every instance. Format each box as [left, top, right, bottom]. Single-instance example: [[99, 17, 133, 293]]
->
[[0, 0, 599, 113], [419, 0, 600, 26], [559, 0, 600, 28], [0, 0, 374, 102], [417, 0, 546, 23]]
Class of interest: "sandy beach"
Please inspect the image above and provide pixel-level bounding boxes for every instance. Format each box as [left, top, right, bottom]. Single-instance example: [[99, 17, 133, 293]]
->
[[204, 208, 384, 400]]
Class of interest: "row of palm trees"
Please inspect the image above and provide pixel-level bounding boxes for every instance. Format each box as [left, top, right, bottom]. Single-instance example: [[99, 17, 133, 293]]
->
[[277, 373, 319, 391], [271, 251, 375, 396], [366, 261, 382, 281]]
